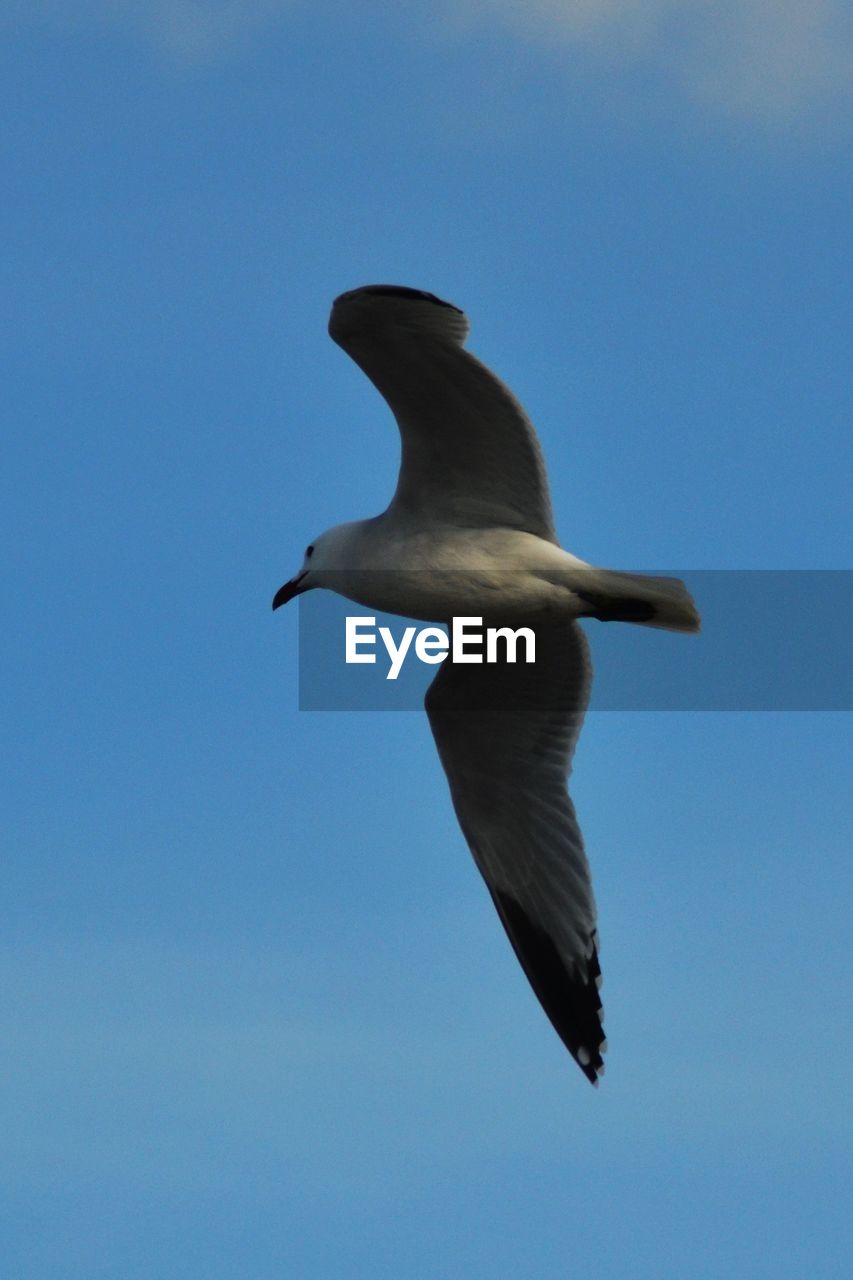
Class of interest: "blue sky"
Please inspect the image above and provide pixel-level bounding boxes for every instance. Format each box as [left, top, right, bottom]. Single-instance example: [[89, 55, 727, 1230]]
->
[[2, 4, 852, 1278]]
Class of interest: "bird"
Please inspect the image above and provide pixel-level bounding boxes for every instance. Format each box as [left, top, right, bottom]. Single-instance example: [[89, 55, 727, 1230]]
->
[[273, 284, 699, 1084]]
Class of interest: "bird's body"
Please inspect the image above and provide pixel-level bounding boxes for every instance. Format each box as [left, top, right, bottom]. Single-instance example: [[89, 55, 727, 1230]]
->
[[274, 284, 699, 1084], [299, 519, 593, 622]]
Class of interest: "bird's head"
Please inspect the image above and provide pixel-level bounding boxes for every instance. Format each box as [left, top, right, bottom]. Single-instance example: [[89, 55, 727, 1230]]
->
[[271, 524, 353, 610]]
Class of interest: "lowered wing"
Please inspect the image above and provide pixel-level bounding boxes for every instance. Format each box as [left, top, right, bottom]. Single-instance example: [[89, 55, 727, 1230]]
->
[[425, 621, 605, 1084]]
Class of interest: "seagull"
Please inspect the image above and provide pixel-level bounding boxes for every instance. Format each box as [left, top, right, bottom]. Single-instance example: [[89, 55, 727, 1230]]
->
[[273, 285, 699, 1084]]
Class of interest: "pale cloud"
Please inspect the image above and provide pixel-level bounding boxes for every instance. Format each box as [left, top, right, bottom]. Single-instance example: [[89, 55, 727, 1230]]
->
[[3, 0, 853, 122], [1, 1, 293, 64], [685, 0, 853, 119], [452, 0, 853, 122]]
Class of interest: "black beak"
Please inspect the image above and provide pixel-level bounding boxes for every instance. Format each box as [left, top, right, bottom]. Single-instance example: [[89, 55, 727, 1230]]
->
[[272, 571, 308, 610]]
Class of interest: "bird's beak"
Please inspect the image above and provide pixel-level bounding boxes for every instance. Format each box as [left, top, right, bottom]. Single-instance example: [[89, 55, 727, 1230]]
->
[[272, 571, 309, 610]]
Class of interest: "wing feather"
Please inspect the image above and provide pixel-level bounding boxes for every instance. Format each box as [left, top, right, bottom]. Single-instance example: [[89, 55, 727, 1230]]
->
[[425, 622, 606, 1084], [329, 285, 557, 541]]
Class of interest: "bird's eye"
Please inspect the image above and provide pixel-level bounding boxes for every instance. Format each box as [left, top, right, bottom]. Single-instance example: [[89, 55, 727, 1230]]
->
[[305, 544, 314, 558]]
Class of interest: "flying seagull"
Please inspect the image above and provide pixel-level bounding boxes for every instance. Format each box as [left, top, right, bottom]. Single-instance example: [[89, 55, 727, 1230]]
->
[[273, 285, 699, 1084]]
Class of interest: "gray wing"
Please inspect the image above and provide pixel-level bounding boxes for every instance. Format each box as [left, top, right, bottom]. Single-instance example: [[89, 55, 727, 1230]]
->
[[328, 285, 557, 542], [425, 621, 605, 1084]]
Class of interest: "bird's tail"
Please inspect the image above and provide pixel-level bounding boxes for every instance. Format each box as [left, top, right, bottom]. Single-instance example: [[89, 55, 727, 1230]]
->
[[572, 569, 700, 633]]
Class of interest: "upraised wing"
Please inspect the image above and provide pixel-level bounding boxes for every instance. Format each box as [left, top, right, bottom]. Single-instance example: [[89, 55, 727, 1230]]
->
[[328, 285, 557, 542]]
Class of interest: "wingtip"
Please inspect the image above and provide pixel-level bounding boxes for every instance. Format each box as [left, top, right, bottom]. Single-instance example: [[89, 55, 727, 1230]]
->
[[569, 935, 607, 1085], [333, 283, 463, 314], [328, 283, 470, 348], [489, 890, 607, 1087], [575, 1039, 607, 1086]]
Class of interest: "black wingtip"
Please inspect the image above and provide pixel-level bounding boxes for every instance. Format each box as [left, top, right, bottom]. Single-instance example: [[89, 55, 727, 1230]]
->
[[491, 890, 606, 1085], [334, 284, 463, 314]]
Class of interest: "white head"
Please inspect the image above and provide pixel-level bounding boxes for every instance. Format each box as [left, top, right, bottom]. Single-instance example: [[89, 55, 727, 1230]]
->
[[271, 523, 356, 610]]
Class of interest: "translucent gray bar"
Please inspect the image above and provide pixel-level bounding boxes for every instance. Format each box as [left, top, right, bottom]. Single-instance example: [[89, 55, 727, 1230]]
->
[[293, 571, 853, 711]]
